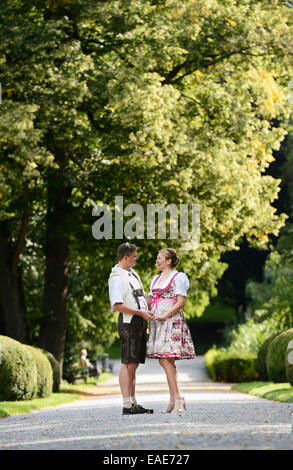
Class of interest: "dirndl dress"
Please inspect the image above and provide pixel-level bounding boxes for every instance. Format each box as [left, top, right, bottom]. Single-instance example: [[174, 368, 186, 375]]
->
[[147, 272, 196, 360]]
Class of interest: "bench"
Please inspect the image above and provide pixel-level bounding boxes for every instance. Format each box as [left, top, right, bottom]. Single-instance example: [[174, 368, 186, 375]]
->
[[66, 366, 99, 384]]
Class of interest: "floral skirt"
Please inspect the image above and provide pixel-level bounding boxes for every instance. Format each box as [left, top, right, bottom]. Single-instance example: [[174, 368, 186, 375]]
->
[[147, 298, 196, 360]]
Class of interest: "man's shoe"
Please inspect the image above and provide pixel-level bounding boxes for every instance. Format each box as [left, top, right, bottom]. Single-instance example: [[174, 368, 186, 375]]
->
[[122, 404, 153, 415], [133, 404, 154, 414], [122, 405, 143, 415]]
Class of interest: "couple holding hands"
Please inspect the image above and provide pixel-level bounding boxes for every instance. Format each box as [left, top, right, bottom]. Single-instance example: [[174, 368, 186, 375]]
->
[[108, 242, 196, 416]]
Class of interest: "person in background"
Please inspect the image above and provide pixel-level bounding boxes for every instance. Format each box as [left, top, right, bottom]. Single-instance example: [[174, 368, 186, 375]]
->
[[79, 349, 94, 370]]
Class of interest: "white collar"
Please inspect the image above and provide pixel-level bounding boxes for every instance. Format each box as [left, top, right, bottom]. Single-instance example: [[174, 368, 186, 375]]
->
[[156, 270, 178, 285]]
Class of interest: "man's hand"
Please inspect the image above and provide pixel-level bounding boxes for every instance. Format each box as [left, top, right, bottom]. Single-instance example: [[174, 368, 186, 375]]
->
[[113, 303, 155, 321], [140, 310, 155, 321]]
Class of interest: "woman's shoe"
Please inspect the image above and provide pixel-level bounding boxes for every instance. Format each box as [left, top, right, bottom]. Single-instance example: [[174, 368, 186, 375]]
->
[[164, 401, 175, 413], [171, 397, 186, 415]]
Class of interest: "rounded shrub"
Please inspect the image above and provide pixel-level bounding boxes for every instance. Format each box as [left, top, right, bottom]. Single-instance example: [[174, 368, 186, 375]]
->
[[205, 347, 259, 382], [257, 332, 281, 380], [285, 336, 293, 386], [40, 349, 60, 392], [204, 347, 221, 381], [266, 329, 293, 383], [0, 335, 38, 401], [25, 345, 53, 398]]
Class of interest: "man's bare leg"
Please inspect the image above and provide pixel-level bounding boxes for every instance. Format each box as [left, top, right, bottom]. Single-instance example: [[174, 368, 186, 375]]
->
[[119, 362, 153, 414], [119, 363, 139, 399]]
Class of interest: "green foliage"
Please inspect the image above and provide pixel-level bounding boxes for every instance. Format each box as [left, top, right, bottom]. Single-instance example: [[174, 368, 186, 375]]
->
[[204, 347, 221, 381], [204, 347, 258, 382], [0, 0, 293, 353], [266, 329, 293, 383], [246, 224, 293, 329], [257, 332, 282, 381], [204, 311, 285, 383], [224, 317, 279, 354], [40, 349, 61, 393], [0, 392, 81, 418], [233, 382, 293, 403], [25, 345, 53, 398], [105, 337, 121, 359], [286, 335, 293, 386], [0, 336, 38, 401], [0, 373, 113, 418], [243, 131, 293, 336], [0, 101, 55, 220], [191, 299, 236, 323]]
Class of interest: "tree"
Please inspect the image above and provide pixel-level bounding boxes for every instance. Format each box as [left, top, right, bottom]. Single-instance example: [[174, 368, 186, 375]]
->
[[0, 100, 54, 342], [0, 0, 292, 372], [246, 130, 293, 329]]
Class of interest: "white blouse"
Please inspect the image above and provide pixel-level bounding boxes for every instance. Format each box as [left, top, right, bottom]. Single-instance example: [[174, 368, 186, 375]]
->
[[148, 271, 190, 297]]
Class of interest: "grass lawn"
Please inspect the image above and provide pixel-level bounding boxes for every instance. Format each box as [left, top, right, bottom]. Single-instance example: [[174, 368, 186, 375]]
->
[[0, 372, 113, 419], [233, 381, 293, 403]]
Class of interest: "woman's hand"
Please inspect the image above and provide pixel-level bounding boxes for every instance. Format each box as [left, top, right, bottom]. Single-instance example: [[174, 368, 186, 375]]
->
[[140, 310, 155, 321], [152, 312, 168, 321], [152, 295, 186, 321]]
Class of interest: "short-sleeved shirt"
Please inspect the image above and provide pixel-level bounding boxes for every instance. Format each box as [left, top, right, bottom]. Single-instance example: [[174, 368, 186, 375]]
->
[[148, 271, 189, 297], [109, 269, 148, 311]]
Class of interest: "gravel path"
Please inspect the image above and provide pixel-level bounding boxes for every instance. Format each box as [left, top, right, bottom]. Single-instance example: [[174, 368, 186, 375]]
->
[[1, 357, 293, 450]]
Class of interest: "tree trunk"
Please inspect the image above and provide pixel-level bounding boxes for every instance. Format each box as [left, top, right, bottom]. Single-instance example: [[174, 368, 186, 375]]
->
[[38, 171, 71, 376], [0, 220, 28, 342]]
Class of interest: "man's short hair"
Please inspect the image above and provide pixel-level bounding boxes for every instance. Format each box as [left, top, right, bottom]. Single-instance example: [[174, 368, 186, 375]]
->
[[117, 242, 137, 260]]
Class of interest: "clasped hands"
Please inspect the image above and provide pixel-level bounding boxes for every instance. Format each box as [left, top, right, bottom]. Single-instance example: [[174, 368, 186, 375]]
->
[[142, 310, 168, 321]]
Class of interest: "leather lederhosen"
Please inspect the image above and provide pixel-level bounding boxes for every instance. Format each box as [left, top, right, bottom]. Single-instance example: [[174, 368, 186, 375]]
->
[[118, 274, 148, 364]]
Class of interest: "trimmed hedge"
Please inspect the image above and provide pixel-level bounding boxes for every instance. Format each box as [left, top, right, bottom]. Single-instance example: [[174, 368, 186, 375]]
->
[[257, 332, 281, 380], [204, 348, 220, 381], [0, 336, 38, 401], [41, 349, 60, 392], [286, 336, 293, 386], [204, 348, 259, 382], [266, 329, 293, 383], [25, 345, 53, 398]]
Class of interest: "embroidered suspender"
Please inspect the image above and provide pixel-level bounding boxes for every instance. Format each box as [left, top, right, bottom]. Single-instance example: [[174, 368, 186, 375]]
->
[[129, 282, 144, 309], [128, 271, 146, 310], [152, 272, 179, 291]]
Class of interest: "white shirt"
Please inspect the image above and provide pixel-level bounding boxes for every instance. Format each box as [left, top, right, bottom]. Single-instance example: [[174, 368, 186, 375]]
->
[[109, 268, 148, 311], [149, 271, 189, 297]]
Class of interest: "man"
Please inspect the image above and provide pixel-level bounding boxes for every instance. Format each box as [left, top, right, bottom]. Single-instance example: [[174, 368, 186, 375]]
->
[[108, 242, 154, 415], [79, 349, 94, 370]]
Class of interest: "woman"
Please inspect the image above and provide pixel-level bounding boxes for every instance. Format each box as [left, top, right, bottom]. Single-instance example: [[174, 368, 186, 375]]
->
[[147, 248, 196, 414]]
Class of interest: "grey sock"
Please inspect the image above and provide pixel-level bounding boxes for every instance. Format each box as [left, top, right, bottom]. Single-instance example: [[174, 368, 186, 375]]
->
[[123, 397, 132, 409]]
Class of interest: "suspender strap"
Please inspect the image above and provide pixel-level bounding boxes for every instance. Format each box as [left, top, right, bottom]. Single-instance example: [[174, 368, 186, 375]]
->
[[129, 282, 144, 310], [152, 274, 161, 289], [152, 272, 179, 291]]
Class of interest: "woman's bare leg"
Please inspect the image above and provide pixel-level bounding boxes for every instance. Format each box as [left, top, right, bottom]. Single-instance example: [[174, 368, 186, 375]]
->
[[159, 357, 181, 401]]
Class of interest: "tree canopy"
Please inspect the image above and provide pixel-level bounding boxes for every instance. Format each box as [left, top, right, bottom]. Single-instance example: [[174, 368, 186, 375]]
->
[[0, 0, 292, 368]]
